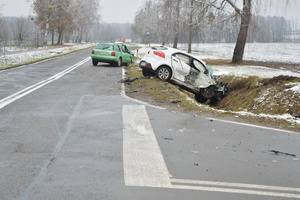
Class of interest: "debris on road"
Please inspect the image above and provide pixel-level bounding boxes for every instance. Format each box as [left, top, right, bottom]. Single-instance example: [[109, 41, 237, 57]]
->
[[269, 150, 296, 157], [121, 76, 149, 85], [171, 99, 181, 103]]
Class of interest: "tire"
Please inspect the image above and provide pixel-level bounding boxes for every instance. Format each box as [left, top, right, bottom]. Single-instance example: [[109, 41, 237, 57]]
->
[[92, 60, 98, 66], [155, 66, 172, 81], [142, 69, 153, 77], [125, 59, 132, 66], [195, 93, 208, 103], [117, 58, 122, 67], [199, 88, 215, 99]]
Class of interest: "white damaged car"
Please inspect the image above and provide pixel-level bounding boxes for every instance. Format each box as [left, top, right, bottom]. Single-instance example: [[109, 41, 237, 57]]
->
[[139, 46, 230, 103]]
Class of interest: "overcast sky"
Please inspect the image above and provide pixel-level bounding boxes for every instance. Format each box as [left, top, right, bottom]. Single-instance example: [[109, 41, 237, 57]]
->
[[0, 0, 144, 23], [0, 0, 299, 25]]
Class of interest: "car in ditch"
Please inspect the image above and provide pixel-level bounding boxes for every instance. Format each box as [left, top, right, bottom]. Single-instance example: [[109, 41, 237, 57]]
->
[[91, 42, 133, 67], [139, 46, 230, 103]]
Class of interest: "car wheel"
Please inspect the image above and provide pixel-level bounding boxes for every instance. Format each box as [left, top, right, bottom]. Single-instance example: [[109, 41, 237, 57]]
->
[[142, 69, 153, 77], [92, 60, 98, 66], [155, 66, 172, 81], [117, 58, 122, 67], [194, 93, 208, 103], [128, 58, 133, 66], [199, 88, 215, 99]]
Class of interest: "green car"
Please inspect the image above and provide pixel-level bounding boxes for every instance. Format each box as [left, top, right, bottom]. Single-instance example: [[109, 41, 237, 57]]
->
[[91, 42, 133, 67]]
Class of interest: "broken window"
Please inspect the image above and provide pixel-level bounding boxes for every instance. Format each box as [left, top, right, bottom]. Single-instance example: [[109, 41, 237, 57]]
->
[[175, 53, 190, 65]]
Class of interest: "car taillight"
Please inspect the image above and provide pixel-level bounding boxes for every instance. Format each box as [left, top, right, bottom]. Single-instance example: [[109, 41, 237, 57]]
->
[[111, 52, 115, 56], [92, 50, 94, 54], [153, 50, 165, 58]]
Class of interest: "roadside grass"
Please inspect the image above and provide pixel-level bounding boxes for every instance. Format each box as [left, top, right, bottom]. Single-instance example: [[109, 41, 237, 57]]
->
[[125, 63, 300, 131], [216, 75, 300, 116]]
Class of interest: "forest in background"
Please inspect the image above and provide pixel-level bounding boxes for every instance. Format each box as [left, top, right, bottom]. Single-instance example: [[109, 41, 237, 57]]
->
[[0, 0, 299, 51]]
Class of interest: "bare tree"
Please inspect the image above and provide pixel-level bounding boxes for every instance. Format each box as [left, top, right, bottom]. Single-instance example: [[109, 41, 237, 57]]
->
[[172, 0, 182, 48], [0, 7, 8, 44], [185, 0, 211, 53], [230, 0, 252, 63], [72, 0, 100, 43], [218, 0, 292, 63], [11, 16, 31, 46], [33, 0, 54, 46]]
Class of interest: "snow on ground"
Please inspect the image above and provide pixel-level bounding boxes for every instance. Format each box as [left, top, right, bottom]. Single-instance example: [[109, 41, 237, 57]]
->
[[137, 43, 300, 126], [0, 43, 96, 69], [212, 65, 300, 78], [178, 43, 300, 64]]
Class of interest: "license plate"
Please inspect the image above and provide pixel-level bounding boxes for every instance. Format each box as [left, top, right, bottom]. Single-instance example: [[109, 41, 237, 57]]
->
[[98, 52, 106, 55], [140, 62, 146, 67]]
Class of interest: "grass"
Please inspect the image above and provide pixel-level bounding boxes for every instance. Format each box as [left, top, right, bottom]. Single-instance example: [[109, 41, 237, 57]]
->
[[125, 64, 300, 131]]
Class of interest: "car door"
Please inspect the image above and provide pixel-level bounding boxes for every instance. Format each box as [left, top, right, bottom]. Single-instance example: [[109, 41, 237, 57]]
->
[[114, 44, 122, 59], [120, 44, 131, 63], [171, 53, 191, 81]]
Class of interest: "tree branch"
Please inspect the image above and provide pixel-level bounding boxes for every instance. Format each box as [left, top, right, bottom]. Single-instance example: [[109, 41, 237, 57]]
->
[[225, 0, 242, 15]]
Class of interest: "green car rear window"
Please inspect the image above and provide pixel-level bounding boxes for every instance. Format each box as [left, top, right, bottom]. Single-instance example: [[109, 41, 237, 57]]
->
[[96, 44, 114, 50]]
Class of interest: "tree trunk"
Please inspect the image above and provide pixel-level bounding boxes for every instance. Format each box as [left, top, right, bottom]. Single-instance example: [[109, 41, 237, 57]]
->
[[188, 0, 194, 53], [173, 0, 180, 48], [51, 29, 54, 46], [232, 0, 251, 63]]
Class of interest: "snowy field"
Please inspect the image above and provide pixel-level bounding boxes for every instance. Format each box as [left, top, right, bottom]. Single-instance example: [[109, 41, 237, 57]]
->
[[178, 43, 300, 64]]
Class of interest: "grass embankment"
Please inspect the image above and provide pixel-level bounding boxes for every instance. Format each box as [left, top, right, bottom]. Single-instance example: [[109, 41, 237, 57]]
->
[[125, 61, 300, 131]]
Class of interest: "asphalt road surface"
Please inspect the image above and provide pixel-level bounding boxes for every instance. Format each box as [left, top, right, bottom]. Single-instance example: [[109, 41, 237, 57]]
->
[[0, 48, 300, 200]]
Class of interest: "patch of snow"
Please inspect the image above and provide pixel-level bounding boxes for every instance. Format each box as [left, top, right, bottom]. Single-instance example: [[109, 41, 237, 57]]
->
[[285, 83, 300, 94], [187, 96, 300, 125], [212, 65, 300, 78]]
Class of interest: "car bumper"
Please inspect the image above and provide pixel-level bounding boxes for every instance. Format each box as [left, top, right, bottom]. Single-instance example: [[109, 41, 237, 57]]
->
[[139, 61, 155, 73], [91, 55, 118, 63]]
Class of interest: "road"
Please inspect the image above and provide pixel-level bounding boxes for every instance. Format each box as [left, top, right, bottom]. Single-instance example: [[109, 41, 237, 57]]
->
[[0, 48, 300, 200]]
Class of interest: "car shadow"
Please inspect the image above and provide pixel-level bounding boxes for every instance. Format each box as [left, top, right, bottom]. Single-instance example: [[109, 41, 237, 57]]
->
[[93, 63, 121, 68]]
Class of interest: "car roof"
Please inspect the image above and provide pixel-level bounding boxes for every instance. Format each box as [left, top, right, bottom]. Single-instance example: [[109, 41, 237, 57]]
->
[[115, 42, 127, 46], [155, 46, 207, 65]]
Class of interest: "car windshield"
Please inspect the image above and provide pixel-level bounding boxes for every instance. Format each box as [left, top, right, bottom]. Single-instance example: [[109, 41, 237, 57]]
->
[[96, 44, 114, 50], [206, 64, 214, 79]]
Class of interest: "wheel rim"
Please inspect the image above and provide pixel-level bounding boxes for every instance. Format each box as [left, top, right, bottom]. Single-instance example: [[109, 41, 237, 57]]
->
[[118, 58, 121, 66], [158, 68, 170, 80]]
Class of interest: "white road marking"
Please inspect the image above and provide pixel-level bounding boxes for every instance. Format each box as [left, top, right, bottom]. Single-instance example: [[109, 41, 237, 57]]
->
[[171, 178, 300, 192], [122, 105, 300, 198], [168, 184, 300, 199], [206, 117, 298, 134], [169, 179, 300, 198], [0, 57, 90, 110], [122, 105, 171, 187]]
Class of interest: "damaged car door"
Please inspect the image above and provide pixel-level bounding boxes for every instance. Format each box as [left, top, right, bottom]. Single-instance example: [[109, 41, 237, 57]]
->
[[171, 53, 190, 82]]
